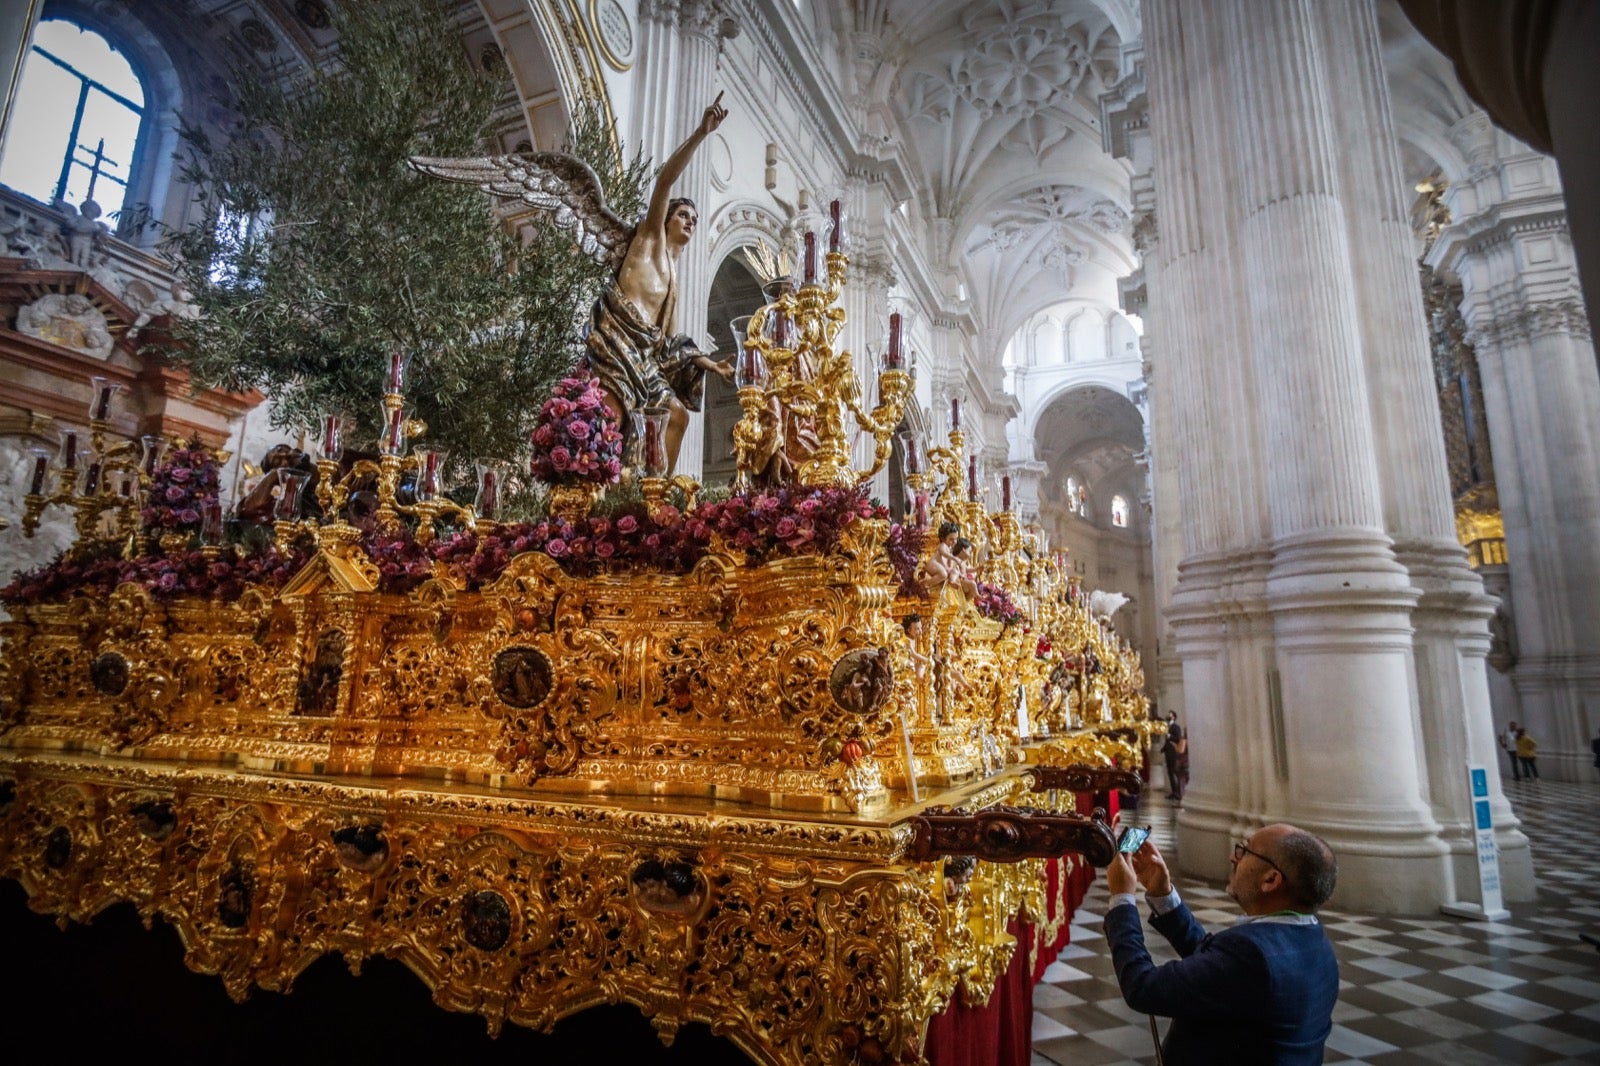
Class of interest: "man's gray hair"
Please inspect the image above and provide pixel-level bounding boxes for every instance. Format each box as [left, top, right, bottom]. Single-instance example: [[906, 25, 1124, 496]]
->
[[1275, 830, 1337, 911]]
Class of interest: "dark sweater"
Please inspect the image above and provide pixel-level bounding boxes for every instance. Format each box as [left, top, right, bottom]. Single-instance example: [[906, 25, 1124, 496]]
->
[[1105, 899, 1339, 1065]]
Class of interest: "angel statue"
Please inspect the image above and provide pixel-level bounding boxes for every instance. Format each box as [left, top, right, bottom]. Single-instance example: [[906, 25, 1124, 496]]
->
[[410, 95, 733, 474]]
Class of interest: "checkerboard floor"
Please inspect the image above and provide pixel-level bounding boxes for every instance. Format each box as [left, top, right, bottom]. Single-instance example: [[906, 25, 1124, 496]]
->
[[1030, 778, 1600, 1066]]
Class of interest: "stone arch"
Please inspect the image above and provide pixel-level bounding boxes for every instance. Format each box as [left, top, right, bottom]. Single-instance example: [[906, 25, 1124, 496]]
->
[[474, 0, 612, 148]]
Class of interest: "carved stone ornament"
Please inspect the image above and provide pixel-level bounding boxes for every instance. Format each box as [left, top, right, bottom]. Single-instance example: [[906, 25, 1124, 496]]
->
[[15, 293, 115, 359]]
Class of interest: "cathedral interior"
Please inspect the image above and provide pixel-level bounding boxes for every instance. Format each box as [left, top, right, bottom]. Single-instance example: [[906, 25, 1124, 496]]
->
[[0, 0, 1596, 1062]]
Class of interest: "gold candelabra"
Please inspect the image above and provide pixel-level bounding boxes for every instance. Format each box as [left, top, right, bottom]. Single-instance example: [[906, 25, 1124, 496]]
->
[[731, 251, 913, 489], [21, 378, 159, 552]]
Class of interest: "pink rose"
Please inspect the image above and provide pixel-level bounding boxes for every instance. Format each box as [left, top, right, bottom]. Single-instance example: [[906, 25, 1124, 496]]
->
[[532, 425, 555, 446], [595, 540, 615, 558], [616, 515, 638, 534], [178, 508, 200, 525], [545, 538, 567, 556], [549, 446, 571, 470], [775, 517, 797, 538], [165, 486, 186, 502], [567, 419, 591, 440], [548, 398, 574, 418], [576, 392, 601, 410]]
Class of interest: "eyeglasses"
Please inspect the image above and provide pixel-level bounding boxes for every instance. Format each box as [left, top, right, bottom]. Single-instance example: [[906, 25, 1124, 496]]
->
[[1232, 841, 1285, 878]]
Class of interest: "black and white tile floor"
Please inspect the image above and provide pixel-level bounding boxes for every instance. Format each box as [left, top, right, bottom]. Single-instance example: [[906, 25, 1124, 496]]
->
[[1029, 778, 1600, 1066]]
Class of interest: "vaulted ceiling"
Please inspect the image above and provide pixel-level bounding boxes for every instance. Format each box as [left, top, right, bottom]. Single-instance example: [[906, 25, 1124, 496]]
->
[[839, 0, 1143, 347]]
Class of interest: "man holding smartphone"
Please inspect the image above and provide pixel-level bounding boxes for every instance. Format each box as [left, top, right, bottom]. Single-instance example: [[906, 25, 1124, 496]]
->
[[1102, 826, 1339, 1065]]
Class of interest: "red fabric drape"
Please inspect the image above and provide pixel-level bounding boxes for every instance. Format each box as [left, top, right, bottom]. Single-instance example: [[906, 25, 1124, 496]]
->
[[925, 791, 1102, 1066]]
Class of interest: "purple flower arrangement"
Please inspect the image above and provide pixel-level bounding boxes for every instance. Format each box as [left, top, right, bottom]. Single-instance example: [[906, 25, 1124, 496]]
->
[[528, 373, 624, 486], [974, 579, 1024, 626], [1, 545, 310, 607], [139, 444, 222, 532], [699, 485, 884, 563], [5, 486, 901, 606]]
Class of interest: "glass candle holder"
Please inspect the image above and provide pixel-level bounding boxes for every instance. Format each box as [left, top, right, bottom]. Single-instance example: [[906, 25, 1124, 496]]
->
[[886, 313, 903, 369], [59, 429, 79, 471], [730, 315, 767, 389], [318, 414, 344, 462], [379, 405, 408, 456], [415, 449, 447, 502], [902, 434, 921, 476], [828, 198, 846, 255], [803, 231, 817, 284], [141, 435, 167, 475], [625, 411, 645, 473], [641, 405, 670, 478], [950, 396, 961, 432], [88, 375, 121, 422], [474, 461, 502, 520], [201, 501, 225, 545], [274, 472, 307, 522]]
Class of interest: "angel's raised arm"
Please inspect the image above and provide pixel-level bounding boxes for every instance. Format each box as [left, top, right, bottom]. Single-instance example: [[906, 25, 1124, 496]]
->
[[642, 93, 728, 232]]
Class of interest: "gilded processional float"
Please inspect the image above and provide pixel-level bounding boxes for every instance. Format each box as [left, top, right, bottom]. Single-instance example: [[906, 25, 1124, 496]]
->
[[0, 187, 1157, 1063]]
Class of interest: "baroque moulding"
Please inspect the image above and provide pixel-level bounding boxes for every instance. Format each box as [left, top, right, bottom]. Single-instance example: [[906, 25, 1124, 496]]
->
[[1464, 299, 1592, 350], [0, 754, 1107, 1063]]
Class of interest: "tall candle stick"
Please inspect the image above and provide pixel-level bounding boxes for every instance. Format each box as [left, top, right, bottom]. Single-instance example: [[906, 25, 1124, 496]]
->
[[903, 436, 921, 475], [388, 350, 409, 393], [950, 396, 961, 431], [1002, 475, 1012, 512], [83, 460, 101, 497], [803, 231, 817, 284], [829, 199, 843, 254], [89, 376, 119, 421], [29, 454, 48, 496], [61, 432, 78, 470], [968, 455, 978, 497], [887, 313, 902, 369]]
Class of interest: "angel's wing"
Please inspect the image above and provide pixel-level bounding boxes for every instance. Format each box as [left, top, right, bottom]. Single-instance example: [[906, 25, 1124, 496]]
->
[[1088, 590, 1129, 620], [408, 151, 632, 268]]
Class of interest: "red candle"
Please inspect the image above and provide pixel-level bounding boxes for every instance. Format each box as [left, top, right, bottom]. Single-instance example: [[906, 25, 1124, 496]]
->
[[914, 492, 929, 528], [950, 397, 961, 431], [91, 380, 117, 421], [887, 313, 902, 369], [803, 231, 817, 284], [829, 199, 844, 254], [774, 310, 793, 349], [83, 461, 101, 496], [29, 454, 48, 495], [1002, 475, 1012, 511], [478, 468, 499, 518], [903, 436, 921, 475], [320, 414, 343, 461], [119, 479, 132, 497], [968, 456, 978, 497], [61, 432, 78, 470], [388, 350, 408, 393]]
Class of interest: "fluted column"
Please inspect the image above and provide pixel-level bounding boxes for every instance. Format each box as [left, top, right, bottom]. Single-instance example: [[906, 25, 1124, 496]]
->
[[633, 0, 732, 478], [1145, 0, 1526, 911], [1317, 1, 1529, 892], [1432, 117, 1600, 783]]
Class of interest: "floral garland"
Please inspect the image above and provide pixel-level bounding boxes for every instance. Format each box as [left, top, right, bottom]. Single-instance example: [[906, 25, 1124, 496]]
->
[[4, 487, 899, 607], [527, 372, 623, 486], [139, 443, 222, 531], [1, 545, 310, 607]]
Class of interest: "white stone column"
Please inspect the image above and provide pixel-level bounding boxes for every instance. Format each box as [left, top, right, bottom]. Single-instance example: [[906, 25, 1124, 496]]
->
[[633, 0, 733, 478], [1317, 2, 1530, 896], [1145, 0, 1526, 911], [1431, 118, 1600, 783]]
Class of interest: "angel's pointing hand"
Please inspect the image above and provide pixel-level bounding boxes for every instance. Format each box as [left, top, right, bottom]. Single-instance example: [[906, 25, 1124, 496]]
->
[[699, 92, 728, 137]]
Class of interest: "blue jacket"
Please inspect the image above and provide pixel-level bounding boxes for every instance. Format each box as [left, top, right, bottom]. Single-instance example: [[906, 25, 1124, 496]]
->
[[1104, 899, 1339, 1065]]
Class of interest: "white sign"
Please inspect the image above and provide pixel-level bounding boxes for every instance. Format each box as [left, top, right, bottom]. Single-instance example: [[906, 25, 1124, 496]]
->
[[1441, 764, 1510, 921]]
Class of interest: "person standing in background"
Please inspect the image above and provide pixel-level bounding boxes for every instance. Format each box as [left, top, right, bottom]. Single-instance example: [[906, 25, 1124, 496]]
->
[[1515, 728, 1539, 780]]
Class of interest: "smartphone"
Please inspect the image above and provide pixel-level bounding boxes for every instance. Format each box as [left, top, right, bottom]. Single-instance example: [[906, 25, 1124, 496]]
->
[[1118, 825, 1152, 854]]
